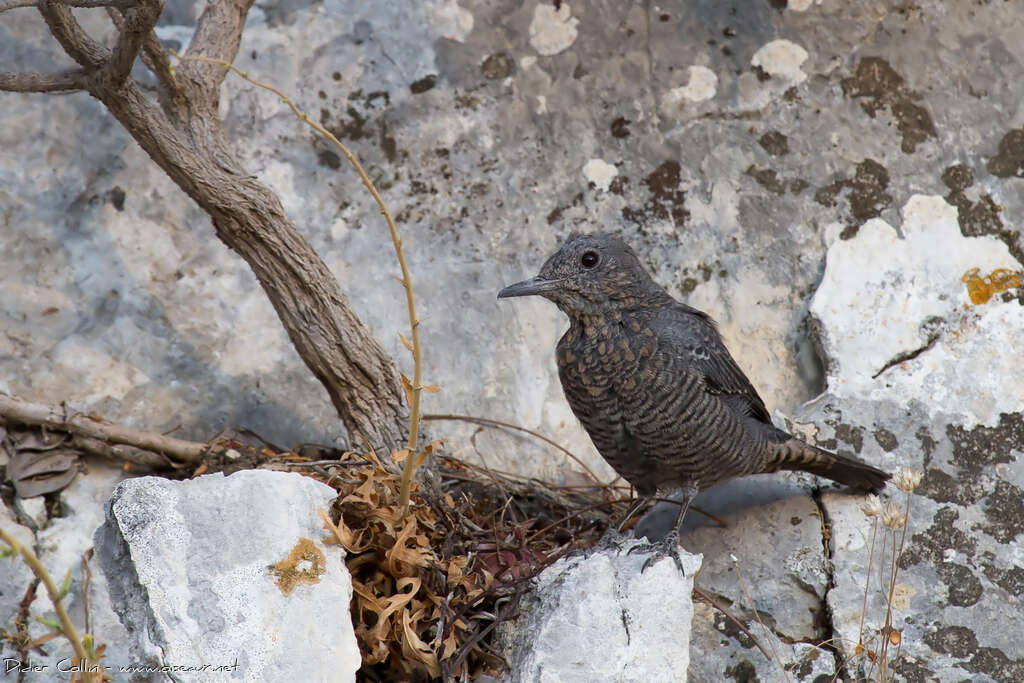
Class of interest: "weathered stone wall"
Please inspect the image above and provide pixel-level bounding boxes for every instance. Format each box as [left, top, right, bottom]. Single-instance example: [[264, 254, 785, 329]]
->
[[2, 1, 1023, 679]]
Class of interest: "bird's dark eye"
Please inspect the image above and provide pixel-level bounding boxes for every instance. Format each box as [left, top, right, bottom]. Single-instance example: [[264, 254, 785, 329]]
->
[[581, 251, 600, 268]]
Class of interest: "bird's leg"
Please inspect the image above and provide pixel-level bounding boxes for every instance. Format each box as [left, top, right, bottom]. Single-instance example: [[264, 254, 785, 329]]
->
[[628, 483, 700, 574]]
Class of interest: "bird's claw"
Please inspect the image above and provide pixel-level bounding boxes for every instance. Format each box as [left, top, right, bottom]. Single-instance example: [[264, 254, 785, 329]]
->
[[627, 532, 687, 575], [592, 527, 628, 554]]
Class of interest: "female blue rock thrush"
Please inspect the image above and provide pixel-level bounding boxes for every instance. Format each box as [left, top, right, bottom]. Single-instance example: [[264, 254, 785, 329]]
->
[[498, 232, 889, 557]]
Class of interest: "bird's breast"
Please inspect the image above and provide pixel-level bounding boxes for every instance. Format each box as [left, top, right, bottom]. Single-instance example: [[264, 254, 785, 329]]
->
[[556, 315, 653, 398]]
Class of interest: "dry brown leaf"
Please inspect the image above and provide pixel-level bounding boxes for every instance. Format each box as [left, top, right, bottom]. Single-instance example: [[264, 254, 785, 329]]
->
[[402, 607, 441, 678], [398, 332, 414, 351], [422, 383, 441, 393]]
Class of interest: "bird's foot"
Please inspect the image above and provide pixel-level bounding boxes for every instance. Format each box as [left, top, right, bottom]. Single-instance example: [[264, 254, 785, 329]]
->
[[591, 527, 628, 554], [626, 530, 688, 574]]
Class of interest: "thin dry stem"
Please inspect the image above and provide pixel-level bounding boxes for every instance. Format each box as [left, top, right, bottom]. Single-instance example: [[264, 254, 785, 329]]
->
[[878, 491, 912, 681], [422, 413, 604, 486], [0, 528, 99, 682], [857, 517, 879, 650], [169, 51, 424, 516], [732, 556, 793, 682]]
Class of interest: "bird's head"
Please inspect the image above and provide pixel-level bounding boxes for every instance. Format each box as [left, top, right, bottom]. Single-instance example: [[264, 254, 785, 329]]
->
[[498, 232, 660, 315]]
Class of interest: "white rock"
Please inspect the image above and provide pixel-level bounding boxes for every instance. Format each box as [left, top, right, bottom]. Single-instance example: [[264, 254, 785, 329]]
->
[[94, 470, 358, 682], [505, 540, 701, 682], [811, 194, 1023, 427]]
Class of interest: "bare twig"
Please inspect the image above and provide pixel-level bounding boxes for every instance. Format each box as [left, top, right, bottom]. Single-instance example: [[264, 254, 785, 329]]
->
[[170, 51, 426, 518], [0, 393, 209, 463], [693, 585, 771, 660], [857, 517, 879, 653], [731, 554, 792, 680], [0, 0, 134, 11], [99, 0, 163, 87], [0, 69, 86, 92], [422, 413, 604, 485], [176, 0, 254, 113], [0, 528, 100, 682]]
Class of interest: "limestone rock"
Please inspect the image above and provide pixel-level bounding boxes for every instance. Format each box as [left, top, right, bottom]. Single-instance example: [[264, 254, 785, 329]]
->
[[503, 540, 701, 683], [94, 470, 358, 682]]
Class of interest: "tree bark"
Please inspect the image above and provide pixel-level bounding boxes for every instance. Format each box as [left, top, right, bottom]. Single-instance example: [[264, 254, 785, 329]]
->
[[1, 0, 409, 453]]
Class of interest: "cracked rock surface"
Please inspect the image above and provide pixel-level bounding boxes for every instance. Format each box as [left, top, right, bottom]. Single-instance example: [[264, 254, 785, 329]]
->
[[95, 470, 358, 682], [500, 540, 701, 683]]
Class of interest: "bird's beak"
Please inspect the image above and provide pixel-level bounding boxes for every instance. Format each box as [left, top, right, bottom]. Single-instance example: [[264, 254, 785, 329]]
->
[[497, 276, 562, 299]]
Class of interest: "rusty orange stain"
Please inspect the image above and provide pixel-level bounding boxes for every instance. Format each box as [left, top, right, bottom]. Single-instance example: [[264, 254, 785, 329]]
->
[[961, 267, 1023, 305]]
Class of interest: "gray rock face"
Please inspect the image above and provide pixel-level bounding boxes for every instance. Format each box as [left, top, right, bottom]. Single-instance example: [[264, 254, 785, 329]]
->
[[94, 470, 358, 682], [502, 540, 701, 683], [3, 0, 1024, 680]]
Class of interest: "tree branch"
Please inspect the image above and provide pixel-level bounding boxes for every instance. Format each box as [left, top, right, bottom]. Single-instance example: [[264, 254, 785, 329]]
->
[[0, 393, 209, 463], [0, 0, 134, 11], [97, 0, 162, 88], [177, 0, 252, 113], [37, 0, 110, 68], [2, 0, 411, 454], [0, 68, 86, 92]]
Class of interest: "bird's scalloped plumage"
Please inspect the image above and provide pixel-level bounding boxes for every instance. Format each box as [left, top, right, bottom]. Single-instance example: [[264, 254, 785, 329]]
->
[[499, 232, 889, 502]]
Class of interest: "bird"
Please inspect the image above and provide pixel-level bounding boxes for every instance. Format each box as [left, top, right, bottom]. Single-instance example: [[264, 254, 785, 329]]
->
[[498, 232, 888, 560]]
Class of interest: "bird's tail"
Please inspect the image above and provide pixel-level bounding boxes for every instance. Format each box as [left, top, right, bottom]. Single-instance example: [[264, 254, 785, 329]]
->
[[768, 438, 889, 493]]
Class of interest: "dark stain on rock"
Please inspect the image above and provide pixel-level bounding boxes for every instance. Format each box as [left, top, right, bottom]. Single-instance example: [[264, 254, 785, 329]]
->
[[949, 413, 1023, 478], [889, 655, 937, 683], [317, 149, 341, 170], [323, 106, 370, 140], [752, 65, 771, 82], [987, 128, 1024, 178], [915, 426, 937, 462], [982, 480, 1024, 543], [872, 428, 898, 452], [410, 74, 438, 94], [758, 130, 789, 156], [982, 562, 1024, 596], [623, 161, 688, 226], [546, 192, 585, 225], [937, 563, 983, 607], [745, 166, 786, 195], [941, 163, 973, 192], [920, 628, 1024, 683], [105, 186, 126, 211], [916, 467, 969, 506], [608, 175, 628, 195], [611, 117, 632, 138], [481, 53, 514, 80], [724, 660, 758, 682], [890, 99, 936, 154], [834, 423, 863, 454], [960, 646, 1024, 683], [380, 125, 398, 163], [789, 178, 808, 194], [713, 609, 757, 650], [900, 507, 976, 569], [942, 163, 1024, 266], [814, 158, 892, 237], [840, 57, 936, 153], [924, 625, 978, 658]]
